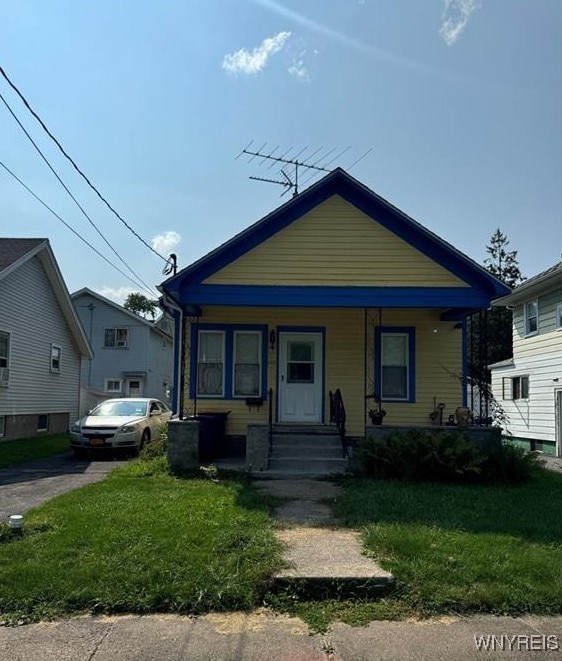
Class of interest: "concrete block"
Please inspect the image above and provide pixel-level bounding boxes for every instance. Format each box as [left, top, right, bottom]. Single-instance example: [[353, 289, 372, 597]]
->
[[245, 424, 269, 472], [167, 420, 199, 473]]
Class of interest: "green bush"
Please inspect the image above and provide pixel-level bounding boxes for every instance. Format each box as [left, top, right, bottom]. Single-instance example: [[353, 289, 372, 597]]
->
[[355, 430, 541, 484], [139, 424, 167, 460], [481, 443, 544, 483]]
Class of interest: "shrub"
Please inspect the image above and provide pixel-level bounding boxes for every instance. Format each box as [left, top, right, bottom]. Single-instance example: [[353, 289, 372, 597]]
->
[[481, 443, 544, 484], [355, 430, 541, 484], [139, 424, 167, 460]]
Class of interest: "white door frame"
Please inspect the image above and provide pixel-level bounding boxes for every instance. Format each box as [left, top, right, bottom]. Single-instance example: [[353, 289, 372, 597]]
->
[[126, 378, 144, 398], [277, 329, 324, 423]]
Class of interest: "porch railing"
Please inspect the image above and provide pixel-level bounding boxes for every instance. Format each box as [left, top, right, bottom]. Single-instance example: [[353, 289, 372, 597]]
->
[[329, 389, 347, 458]]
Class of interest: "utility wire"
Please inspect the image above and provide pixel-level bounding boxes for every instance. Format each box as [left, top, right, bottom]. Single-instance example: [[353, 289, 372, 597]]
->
[[0, 64, 167, 263], [0, 159, 157, 297], [0, 91, 157, 296]]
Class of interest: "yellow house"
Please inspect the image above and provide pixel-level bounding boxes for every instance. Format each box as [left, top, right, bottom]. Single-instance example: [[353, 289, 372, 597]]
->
[[160, 169, 508, 467]]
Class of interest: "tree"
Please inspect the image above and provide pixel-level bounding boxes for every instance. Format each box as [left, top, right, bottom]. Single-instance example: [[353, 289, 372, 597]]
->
[[468, 229, 524, 387], [484, 228, 523, 287], [124, 292, 157, 320]]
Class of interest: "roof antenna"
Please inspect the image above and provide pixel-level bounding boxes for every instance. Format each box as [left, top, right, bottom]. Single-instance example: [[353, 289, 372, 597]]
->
[[237, 141, 333, 197]]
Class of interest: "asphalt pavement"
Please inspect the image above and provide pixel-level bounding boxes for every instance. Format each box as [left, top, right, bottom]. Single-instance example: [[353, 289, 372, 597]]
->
[[0, 452, 126, 522]]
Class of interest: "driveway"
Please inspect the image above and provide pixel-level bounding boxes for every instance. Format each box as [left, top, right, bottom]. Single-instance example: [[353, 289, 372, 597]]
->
[[0, 452, 127, 522]]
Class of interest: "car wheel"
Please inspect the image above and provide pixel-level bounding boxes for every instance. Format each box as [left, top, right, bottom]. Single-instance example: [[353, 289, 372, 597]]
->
[[136, 428, 150, 455]]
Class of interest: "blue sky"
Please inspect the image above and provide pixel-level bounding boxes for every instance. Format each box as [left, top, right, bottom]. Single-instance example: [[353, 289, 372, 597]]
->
[[1, 0, 560, 302]]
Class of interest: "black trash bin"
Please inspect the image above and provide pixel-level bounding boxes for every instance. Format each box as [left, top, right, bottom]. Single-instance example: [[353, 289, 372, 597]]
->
[[190, 411, 230, 462]]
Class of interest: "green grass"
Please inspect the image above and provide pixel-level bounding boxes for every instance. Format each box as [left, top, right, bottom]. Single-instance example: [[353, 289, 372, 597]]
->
[[0, 457, 282, 624], [287, 468, 562, 630], [0, 433, 70, 469]]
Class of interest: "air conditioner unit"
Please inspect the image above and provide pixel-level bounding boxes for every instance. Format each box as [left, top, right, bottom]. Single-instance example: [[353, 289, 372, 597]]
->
[[0, 367, 9, 386], [116, 340, 127, 348]]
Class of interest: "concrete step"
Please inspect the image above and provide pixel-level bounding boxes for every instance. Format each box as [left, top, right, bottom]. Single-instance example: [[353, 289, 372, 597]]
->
[[270, 444, 345, 459], [272, 425, 337, 435], [268, 457, 348, 474], [271, 434, 341, 446], [272, 528, 395, 599]]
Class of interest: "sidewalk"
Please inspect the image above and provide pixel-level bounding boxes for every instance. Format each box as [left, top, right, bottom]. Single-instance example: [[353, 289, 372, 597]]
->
[[1, 612, 561, 660]]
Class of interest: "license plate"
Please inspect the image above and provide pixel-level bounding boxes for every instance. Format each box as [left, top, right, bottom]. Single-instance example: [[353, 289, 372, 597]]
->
[[89, 438, 104, 446]]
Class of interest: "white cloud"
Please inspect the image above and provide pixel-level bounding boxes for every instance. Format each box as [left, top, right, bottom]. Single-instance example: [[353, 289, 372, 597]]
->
[[440, 0, 481, 46], [97, 286, 136, 305], [288, 58, 309, 82], [222, 31, 292, 75], [151, 231, 181, 256]]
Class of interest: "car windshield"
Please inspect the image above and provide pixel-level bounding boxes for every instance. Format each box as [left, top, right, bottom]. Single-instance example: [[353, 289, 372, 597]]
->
[[90, 401, 148, 417]]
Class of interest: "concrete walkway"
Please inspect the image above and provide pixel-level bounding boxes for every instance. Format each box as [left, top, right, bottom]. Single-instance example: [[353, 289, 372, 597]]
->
[[254, 478, 394, 595], [1, 612, 561, 660], [0, 453, 126, 522]]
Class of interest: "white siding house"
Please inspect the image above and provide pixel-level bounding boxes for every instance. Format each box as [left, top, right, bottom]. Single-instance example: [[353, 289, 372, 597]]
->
[[0, 239, 92, 441], [490, 261, 562, 456], [72, 289, 173, 415]]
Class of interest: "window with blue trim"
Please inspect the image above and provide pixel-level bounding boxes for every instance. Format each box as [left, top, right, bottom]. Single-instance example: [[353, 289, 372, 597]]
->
[[375, 327, 415, 403], [192, 324, 267, 399]]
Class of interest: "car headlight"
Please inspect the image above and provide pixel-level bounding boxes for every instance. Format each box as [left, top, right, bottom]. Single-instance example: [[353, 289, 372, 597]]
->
[[121, 424, 137, 433], [70, 422, 80, 433]]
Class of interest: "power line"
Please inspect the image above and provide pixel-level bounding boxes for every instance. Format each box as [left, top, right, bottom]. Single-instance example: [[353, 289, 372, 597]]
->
[[0, 90, 156, 296], [0, 64, 167, 263], [0, 159, 157, 297]]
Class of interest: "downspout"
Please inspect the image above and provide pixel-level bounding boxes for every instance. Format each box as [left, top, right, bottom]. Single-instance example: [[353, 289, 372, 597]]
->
[[159, 291, 185, 419]]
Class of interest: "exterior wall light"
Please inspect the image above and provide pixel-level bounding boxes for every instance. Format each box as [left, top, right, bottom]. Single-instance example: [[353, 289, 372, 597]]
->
[[269, 329, 276, 350]]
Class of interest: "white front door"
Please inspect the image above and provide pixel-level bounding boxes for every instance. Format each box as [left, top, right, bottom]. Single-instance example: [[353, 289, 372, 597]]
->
[[278, 332, 323, 423]]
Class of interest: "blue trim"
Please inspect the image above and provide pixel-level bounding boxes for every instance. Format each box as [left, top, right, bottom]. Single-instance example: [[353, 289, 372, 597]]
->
[[177, 284, 491, 308], [462, 317, 468, 407], [276, 326, 326, 423], [189, 323, 268, 401], [172, 309, 181, 415], [375, 327, 416, 404], [161, 168, 510, 302]]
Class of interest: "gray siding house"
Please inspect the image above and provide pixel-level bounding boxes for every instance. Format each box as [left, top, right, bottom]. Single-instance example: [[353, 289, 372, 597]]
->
[[491, 261, 562, 456], [72, 288, 173, 414], [0, 239, 92, 441]]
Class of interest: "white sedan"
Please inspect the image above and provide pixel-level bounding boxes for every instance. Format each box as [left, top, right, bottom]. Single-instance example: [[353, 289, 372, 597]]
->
[[70, 398, 172, 456]]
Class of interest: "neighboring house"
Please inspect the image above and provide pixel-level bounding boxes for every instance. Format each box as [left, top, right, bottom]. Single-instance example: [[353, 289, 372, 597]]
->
[[159, 168, 508, 445], [0, 238, 92, 441], [490, 261, 562, 456], [71, 288, 173, 414]]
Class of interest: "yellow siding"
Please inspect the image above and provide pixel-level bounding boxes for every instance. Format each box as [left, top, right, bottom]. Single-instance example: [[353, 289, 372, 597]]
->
[[182, 307, 463, 436], [204, 196, 468, 287]]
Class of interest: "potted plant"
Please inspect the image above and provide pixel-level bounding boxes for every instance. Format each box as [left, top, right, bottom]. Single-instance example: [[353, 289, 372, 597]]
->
[[368, 408, 387, 425], [366, 392, 386, 425]]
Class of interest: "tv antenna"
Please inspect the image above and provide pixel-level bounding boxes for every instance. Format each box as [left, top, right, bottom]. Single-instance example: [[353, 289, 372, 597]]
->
[[237, 142, 373, 197]]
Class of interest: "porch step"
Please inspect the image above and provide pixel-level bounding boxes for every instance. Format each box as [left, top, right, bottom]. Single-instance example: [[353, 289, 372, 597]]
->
[[270, 444, 344, 459], [272, 434, 341, 447], [272, 424, 337, 435], [268, 457, 348, 473]]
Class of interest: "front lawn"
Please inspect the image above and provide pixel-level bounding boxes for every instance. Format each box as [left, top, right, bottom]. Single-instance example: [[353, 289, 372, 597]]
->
[[0, 457, 281, 624], [0, 433, 70, 469], [290, 468, 562, 630]]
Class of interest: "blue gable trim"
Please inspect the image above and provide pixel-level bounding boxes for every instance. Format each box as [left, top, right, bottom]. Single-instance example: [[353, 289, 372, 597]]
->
[[161, 168, 510, 303], [177, 284, 490, 308]]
